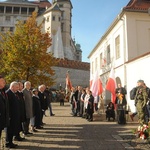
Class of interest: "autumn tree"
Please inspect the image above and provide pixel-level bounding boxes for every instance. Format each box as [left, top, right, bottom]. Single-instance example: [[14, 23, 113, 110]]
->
[[0, 11, 57, 86]]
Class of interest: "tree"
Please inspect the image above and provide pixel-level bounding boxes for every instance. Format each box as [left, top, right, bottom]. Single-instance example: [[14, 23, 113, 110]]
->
[[0, 11, 58, 86]]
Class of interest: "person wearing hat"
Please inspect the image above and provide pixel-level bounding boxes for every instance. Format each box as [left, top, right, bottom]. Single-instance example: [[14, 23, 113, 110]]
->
[[134, 80, 148, 124], [130, 80, 145, 121]]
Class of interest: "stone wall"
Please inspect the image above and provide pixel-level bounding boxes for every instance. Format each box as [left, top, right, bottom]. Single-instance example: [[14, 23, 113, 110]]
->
[[51, 66, 90, 90]]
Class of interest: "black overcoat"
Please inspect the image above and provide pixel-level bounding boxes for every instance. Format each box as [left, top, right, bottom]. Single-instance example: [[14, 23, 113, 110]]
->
[[6, 89, 21, 135]]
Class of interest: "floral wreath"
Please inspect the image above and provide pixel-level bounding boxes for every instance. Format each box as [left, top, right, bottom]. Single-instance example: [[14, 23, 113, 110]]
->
[[133, 124, 150, 140]]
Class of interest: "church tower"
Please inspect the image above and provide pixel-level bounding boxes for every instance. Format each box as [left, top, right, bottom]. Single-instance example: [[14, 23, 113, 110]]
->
[[52, 0, 77, 60]]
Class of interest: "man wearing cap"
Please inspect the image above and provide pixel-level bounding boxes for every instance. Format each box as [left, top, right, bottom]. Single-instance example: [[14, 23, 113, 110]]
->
[[130, 80, 144, 121]]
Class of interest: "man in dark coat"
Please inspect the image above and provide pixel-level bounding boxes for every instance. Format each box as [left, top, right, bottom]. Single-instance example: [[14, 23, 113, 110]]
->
[[6, 81, 21, 148], [23, 81, 34, 135], [15, 82, 26, 140], [38, 85, 48, 125], [0, 76, 7, 138]]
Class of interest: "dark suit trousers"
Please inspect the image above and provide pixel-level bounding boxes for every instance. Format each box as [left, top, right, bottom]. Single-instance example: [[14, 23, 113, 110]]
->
[[6, 127, 13, 144]]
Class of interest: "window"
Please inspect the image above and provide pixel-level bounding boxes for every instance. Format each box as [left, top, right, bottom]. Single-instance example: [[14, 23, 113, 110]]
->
[[92, 61, 94, 74], [59, 4, 63, 8], [52, 16, 55, 21], [47, 16, 49, 22], [107, 45, 111, 65], [6, 6, 12, 14], [21, 7, 27, 14], [95, 57, 98, 71], [115, 35, 120, 59], [61, 23, 64, 32], [10, 27, 14, 32], [0, 6, 4, 13], [61, 11, 64, 19], [100, 53, 103, 68], [5, 16, 11, 21], [29, 7, 35, 15], [1, 27, 4, 32], [58, 17, 61, 22], [14, 7, 20, 14]]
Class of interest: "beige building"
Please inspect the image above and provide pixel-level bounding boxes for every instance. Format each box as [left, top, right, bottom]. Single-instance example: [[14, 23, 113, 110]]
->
[[0, 0, 90, 89], [88, 0, 150, 111], [0, 0, 38, 33], [0, 0, 82, 61]]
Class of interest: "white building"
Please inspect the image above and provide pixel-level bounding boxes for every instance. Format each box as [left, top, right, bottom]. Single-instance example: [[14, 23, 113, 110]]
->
[[0, 0, 90, 89], [88, 0, 150, 112]]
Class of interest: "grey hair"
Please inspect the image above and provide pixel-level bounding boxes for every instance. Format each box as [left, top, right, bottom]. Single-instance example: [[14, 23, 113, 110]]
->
[[10, 81, 18, 89], [24, 81, 31, 88]]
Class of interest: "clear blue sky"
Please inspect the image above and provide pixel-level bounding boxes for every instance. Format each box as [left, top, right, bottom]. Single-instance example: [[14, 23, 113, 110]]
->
[[0, 0, 130, 62], [70, 0, 130, 62]]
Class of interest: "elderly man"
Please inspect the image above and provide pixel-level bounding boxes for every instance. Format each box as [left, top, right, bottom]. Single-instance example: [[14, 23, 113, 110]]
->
[[23, 81, 34, 135], [38, 85, 48, 125], [6, 81, 20, 148]]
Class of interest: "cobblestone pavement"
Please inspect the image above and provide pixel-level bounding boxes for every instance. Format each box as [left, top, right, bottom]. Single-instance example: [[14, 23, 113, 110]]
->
[[4, 103, 150, 150]]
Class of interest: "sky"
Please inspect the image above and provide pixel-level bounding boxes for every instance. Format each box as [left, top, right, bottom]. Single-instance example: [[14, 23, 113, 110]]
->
[[69, 0, 130, 62], [0, 0, 130, 62]]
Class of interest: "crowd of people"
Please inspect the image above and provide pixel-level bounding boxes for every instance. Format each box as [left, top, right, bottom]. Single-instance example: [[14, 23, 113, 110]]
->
[[69, 86, 95, 122], [68, 80, 150, 126], [0, 75, 55, 148], [1, 74, 150, 148]]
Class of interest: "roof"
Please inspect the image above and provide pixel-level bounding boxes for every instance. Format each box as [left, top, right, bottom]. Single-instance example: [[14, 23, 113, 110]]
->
[[44, 3, 61, 14], [124, 0, 150, 11], [31, 1, 51, 9], [55, 58, 90, 71]]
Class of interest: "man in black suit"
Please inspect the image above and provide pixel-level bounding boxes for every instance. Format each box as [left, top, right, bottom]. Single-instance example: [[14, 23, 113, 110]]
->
[[38, 85, 48, 125], [6, 81, 21, 148]]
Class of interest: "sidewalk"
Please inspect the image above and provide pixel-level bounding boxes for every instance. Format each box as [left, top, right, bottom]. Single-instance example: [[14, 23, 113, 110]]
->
[[4, 102, 150, 150]]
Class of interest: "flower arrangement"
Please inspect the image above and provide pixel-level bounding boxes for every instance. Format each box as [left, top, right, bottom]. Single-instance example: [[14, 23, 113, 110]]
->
[[133, 124, 150, 140]]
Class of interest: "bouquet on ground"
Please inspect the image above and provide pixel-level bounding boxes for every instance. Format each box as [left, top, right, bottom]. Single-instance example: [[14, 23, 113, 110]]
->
[[133, 123, 150, 140]]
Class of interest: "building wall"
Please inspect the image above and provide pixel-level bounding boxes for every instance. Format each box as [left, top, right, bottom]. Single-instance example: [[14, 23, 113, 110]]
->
[[126, 54, 150, 112], [89, 10, 150, 109], [126, 12, 150, 61], [52, 66, 90, 89]]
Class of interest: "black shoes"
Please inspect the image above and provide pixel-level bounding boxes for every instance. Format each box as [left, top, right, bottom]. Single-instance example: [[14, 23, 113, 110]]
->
[[24, 131, 33, 135], [6, 143, 18, 148], [14, 136, 25, 141], [50, 114, 55, 116], [31, 129, 38, 132], [36, 126, 43, 129]]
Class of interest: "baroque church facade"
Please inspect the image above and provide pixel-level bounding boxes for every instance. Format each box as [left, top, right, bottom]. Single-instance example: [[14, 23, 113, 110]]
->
[[0, 0, 90, 89]]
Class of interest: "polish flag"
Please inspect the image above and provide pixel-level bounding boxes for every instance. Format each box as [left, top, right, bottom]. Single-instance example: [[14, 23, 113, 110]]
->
[[90, 70, 103, 97], [106, 68, 116, 104], [66, 72, 72, 93]]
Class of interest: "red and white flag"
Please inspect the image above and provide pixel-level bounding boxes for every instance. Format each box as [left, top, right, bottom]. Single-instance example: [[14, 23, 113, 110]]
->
[[90, 70, 103, 97], [66, 72, 72, 93], [106, 68, 116, 104]]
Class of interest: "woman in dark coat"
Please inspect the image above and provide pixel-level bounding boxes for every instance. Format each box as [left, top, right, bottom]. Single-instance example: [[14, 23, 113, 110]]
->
[[32, 89, 42, 129], [106, 102, 115, 121], [87, 91, 94, 122]]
